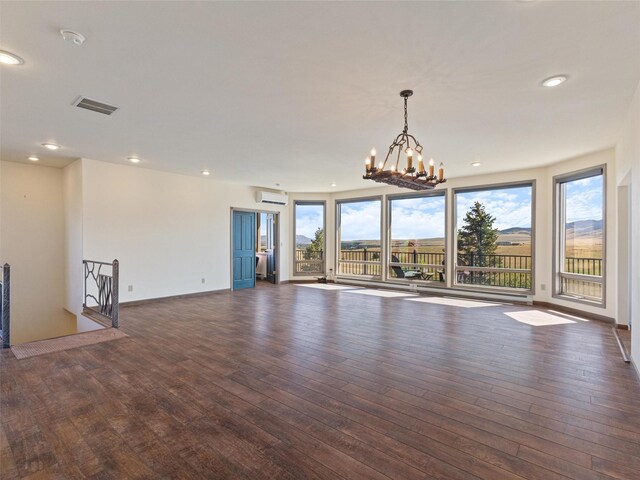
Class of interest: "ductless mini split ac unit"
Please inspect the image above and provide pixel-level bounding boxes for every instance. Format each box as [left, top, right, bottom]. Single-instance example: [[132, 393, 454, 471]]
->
[[256, 191, 288, 206]]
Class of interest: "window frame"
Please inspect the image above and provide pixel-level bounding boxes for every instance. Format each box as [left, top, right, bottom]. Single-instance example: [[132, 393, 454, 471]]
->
[[452, 180, 536, 294], [386, 190, 448, 286], [335, 195, 384, 280], [552, 165, 606, 307], [293, 200, 326, 276]]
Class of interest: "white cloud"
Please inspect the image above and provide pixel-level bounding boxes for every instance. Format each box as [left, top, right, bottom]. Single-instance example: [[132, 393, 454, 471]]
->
[[295, 205, 324, 238], [456, 187, 532, 230], [390, 197, 445, 239], [565, 177, 603, 223], [340, 200, 382, 241]]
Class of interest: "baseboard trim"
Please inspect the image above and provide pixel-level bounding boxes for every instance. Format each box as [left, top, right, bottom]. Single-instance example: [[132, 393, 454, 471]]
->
[[533, 301, 615, 324], [611, 327, 631, 363], [121, 288, 231, 307]]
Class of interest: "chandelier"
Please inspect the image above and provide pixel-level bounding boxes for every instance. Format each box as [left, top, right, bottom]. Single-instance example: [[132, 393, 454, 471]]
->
[[362, 90, 446, 191]]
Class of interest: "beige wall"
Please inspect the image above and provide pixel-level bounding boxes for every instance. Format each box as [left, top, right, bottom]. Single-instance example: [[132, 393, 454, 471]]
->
[[0, 161, 68, 343], [615, 82, 640, 369], [63, 160, 83, 318]]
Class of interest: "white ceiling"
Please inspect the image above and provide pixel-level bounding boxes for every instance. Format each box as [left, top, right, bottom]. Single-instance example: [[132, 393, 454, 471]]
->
[[1, 1, 639, 192]]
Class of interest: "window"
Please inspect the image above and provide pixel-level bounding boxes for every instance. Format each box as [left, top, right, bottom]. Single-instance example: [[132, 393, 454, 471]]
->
[[554, 167, 605, 305], [294, 202, 325, 275], [388, 193, 446, 283], [337, 198, 382, 277], [454, 183, 534, 291]]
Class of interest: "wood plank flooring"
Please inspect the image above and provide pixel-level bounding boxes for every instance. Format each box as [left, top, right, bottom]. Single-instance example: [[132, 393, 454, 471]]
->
[[1, 283, 639, 479]]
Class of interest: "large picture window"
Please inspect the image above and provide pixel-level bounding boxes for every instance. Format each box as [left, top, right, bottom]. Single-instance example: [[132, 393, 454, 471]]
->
[[337, 198, 382, 277], [294, 201, 325, 275], [554, 167, 605, 305], [388, 193, 446, 283], [454, 183, 534, 291]]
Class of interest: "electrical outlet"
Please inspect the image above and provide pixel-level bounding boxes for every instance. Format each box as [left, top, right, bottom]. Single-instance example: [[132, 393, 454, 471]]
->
[[201, 278, 205, 284], [128, 285, 133, 292], [409, 283, 418, 292], [540, 283, 546, 291]]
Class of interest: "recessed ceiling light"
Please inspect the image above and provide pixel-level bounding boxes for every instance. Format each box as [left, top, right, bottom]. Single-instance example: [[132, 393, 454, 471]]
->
[[470, 162, 481, 167], [128, 156, 141, 164], [0, 50, 24, 65], [330, 182, 337, 187], [27, 156, 39, 162], [41, 143, 61, 150], [201, 170, 210, 176], [542, 75, 568, 88]]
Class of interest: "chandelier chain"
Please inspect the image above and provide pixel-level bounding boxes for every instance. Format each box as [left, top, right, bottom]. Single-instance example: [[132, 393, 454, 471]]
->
[[403, 96, 409, 134]]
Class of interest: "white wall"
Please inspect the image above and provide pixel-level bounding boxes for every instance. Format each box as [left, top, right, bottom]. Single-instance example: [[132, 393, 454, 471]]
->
[[615, 82, 640, 368], [0, 162, 67, 343], [80, 159, 289, 304], [63, 160, 83, 317]]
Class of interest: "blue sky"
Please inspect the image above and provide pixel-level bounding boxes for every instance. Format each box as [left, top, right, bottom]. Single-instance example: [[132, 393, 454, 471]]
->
[[295, 204, 324, 238], [564, 175, 603, 223], [297, 177, 602, 241], [456, 186, 532, 231]]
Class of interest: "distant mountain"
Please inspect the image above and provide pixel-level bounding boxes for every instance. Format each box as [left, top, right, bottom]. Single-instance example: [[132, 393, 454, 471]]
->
[[499, 227, 531, 235], [565, 219, 603, 238], [296, 235, 313, 246]]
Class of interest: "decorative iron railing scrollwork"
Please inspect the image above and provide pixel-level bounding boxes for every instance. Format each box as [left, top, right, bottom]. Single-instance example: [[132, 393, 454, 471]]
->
[[83, 259, 119, 328]]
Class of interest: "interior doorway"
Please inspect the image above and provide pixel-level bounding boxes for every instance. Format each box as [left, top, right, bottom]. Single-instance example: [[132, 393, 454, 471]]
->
[[231, 209, 279, 290]]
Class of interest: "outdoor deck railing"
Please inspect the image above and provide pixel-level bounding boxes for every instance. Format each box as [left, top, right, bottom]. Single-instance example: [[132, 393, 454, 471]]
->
[[83, 259, 119, 328], [332, 249, 603, 293], [294, 250, 324, 274]]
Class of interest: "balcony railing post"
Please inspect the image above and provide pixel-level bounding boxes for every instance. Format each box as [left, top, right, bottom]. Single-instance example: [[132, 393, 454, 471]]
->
[[363, 248, 368, 275], [112, 259, 119, 328], [2, 264, 10, 348]]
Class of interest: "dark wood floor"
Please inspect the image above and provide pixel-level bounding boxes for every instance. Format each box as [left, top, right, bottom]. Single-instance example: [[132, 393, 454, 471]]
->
[[2, 283, 639, 479]]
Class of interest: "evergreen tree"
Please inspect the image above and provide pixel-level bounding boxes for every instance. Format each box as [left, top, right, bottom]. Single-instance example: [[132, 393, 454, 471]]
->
[[304, 227, 324, 261], [457, 202, 499, 271]]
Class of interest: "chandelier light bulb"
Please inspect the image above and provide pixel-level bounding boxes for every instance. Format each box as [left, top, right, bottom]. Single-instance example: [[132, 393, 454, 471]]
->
[[390, 165, 396, 172], [405, 147, 413, 156], [370, 148, 376, 157]]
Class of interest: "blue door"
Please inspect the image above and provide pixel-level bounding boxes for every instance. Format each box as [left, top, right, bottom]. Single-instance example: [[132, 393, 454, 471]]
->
[[233, 211, 256, 290]]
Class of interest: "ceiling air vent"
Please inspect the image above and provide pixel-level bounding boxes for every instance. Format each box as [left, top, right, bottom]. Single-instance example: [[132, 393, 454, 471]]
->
[[73, 96, 119, 115]]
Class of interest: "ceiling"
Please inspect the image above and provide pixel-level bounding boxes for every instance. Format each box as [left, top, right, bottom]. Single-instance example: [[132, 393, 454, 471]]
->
[[1, 1, 639, 192]]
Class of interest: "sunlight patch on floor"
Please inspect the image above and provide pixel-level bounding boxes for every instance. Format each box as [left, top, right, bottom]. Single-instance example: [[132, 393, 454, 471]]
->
[[345, 289, 418, 298], [504, 310, 584, 326], [407, 297, 500, 308], [296, 284, 363, 291]]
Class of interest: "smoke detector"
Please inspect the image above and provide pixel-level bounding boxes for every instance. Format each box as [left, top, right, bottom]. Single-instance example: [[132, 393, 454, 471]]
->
[[60, 30, 85, 46]]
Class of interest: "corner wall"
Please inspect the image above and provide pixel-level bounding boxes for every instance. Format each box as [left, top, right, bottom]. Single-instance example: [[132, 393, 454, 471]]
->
[[0, 161, 67, 343], [615, 82, 640, 368]]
